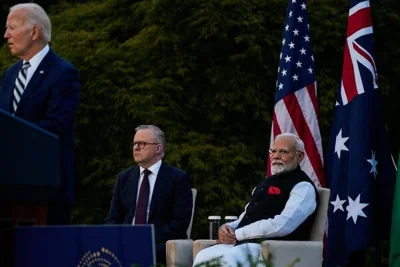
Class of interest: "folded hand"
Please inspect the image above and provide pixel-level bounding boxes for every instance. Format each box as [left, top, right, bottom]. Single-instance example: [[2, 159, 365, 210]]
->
[[217, 224, 237, 244]]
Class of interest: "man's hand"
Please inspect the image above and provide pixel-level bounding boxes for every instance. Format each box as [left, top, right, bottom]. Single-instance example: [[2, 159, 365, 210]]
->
[[216, 224, 237, 244]]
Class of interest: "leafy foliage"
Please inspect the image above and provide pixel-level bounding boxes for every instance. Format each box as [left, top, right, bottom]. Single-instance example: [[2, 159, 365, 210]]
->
[[0, 0, 399, 243], [48, 0, 282, 238]]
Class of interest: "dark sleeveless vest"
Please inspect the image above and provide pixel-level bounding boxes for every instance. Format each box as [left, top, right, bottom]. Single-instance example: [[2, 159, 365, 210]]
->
[[236, 166, 318, 244]]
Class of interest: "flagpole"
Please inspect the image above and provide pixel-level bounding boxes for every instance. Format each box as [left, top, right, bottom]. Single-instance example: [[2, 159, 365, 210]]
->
[[391, 154, 397, 171]]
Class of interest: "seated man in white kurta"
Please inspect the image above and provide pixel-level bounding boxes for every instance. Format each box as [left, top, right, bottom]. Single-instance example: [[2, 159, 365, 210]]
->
[[193, 133, 318, 267]]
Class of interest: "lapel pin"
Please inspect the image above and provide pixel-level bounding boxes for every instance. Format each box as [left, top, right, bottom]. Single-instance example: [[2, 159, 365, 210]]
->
[[40, 70, 44, 74]]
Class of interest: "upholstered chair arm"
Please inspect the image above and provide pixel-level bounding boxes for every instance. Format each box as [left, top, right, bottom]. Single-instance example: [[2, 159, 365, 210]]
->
[[261, 240, 323, 267], [166, 239, 194, 267], [193, 239, 218, 259]]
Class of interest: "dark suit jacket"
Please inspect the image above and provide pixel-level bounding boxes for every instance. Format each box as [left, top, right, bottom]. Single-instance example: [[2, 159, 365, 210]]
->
[[105, 162, 193, 243], [0, 48, 80, 203]]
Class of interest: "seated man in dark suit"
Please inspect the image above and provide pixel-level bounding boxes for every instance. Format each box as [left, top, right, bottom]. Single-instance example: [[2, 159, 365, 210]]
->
[[193, 133, 318, 266], [105, 125, 193, 264]]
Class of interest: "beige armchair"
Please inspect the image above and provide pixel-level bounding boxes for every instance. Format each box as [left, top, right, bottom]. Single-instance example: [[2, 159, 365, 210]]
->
[[261, 187, 330, 267], [192, 187, 330, 267], [168, 187, 330, 267], [166, 188, 197, 266]]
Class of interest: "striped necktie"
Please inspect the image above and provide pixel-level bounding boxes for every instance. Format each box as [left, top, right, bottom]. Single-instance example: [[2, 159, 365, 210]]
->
[[13, 61, 31, 113]]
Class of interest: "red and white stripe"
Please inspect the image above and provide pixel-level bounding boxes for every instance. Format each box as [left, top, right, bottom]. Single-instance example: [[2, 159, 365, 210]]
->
[[267, 83, 326, 187]]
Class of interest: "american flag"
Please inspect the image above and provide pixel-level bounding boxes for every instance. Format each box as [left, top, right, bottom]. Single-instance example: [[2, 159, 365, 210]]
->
[[268, 0, 325, 187], [325, 1, 396, 266]]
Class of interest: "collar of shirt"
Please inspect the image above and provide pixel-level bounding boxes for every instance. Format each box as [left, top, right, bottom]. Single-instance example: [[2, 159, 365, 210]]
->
[[24, 44, 50, 85], [139, 159, 162, 178]]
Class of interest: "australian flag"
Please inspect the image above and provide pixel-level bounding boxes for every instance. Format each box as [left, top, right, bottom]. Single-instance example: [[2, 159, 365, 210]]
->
[[325, 0, 396, 266]]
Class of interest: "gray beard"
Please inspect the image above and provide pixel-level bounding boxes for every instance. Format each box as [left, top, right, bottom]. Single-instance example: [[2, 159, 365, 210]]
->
[[271, 160, 298, 175]]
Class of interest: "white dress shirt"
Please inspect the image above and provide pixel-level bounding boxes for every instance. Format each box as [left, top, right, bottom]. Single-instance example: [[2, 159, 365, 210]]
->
[[25, 44, 50, 85], [132, 160, 162, 224]]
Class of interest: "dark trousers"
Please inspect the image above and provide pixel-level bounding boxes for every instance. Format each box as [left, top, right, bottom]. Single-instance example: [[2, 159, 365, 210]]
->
[[346, 250, 366, 267], [156, 242, 166, 265]]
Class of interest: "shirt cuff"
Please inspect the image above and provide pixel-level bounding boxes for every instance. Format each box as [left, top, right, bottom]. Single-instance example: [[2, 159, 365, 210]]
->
[[235, 228, 244, 240]]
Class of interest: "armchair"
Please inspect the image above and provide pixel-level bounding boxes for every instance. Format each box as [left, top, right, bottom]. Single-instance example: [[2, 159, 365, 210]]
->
[[166, 188, 197, 266], [193, 187, 330, 267], [261, 187, 330, 267], [168, 187, 330, 267]]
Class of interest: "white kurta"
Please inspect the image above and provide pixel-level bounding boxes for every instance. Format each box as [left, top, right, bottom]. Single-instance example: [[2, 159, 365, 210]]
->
[[193, 181, 317, 266]]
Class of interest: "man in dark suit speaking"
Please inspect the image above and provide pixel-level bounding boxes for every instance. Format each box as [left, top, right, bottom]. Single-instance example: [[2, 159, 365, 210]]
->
[[0, 3, 80, 224], [105, 125, 193, 264]]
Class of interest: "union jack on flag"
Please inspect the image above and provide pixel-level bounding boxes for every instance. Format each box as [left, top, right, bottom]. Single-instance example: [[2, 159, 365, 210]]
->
[[325, 0, 396, 266], [268, 0, 325, 187]]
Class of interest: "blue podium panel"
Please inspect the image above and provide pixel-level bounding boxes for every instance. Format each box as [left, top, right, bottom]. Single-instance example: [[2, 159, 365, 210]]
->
[[15, 225, 155, 267], [0, 110, 60, 202]]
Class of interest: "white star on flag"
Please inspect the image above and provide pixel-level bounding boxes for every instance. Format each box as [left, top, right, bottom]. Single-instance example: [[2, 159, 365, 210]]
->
[[367, 151, 378, 178], [346, 194, 369, 224], [331, 195, 346, 213], [335, 129, 349, 159]]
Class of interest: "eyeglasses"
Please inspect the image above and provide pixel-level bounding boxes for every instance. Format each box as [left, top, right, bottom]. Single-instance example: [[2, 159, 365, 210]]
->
[[131, 141, 159, 149], [269, 148, 291, 156], [269, 148, 302, 156]]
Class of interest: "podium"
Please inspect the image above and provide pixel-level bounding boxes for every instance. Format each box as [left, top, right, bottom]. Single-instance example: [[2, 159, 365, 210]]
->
[[15, 225, 156, 267], [0, 109, 61, 266]]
